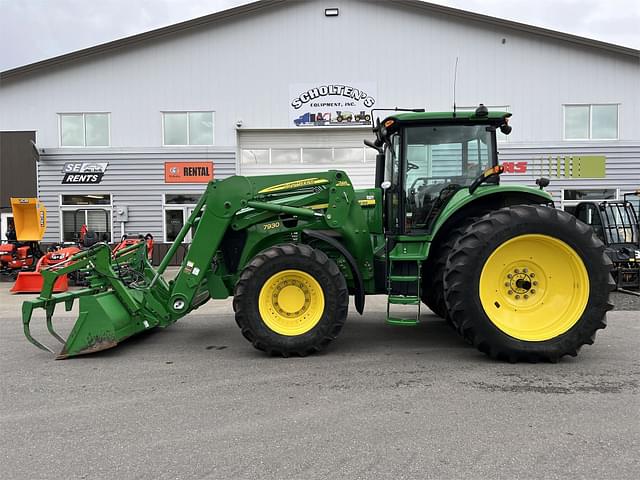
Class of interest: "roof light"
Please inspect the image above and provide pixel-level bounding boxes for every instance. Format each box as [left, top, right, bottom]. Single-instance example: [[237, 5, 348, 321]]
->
[[325, 8, 339, 16], [475, 104, 488, 117]]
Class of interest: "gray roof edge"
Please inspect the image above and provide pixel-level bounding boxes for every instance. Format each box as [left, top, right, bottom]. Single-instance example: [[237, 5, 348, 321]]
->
[[396, 0, 639, 58], [1, 0, 638, 83], [0, 0, 287, 82]]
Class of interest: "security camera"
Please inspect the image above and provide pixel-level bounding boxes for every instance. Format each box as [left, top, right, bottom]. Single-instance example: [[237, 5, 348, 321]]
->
[[235, 120, 244, 128]]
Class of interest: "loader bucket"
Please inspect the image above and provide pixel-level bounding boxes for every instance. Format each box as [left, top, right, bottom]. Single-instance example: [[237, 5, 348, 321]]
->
[[11, 271, 68, 294], [10, 197, 46, 241], [23, 289, 152, 359], [57, 291, 146, 359]]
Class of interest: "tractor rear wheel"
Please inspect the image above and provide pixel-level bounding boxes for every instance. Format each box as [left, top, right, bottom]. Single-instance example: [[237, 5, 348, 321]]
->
[[422, 210, 488, 320], [233, 243, 348, 356], [443, 205, 613, 362], [422, 214, 488, 319]]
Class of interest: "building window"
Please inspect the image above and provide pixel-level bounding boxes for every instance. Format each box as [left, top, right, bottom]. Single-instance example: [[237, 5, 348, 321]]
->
[[561, 188, 617, 215], [564, 104, 618, 140], [163, 194, 200, 242], [61, 194, 111, 206], [59, 113, 110, 147], [163, 112, 214, 146], [60, 194, 112, 242]]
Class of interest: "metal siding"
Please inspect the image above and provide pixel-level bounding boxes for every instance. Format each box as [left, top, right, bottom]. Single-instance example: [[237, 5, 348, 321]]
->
[[37, 148, 235, 242], [499, 142, 640, 204]]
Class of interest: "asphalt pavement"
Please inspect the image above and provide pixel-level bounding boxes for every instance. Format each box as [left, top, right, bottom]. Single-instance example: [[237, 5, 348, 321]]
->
[[1, 286, 639, 480]]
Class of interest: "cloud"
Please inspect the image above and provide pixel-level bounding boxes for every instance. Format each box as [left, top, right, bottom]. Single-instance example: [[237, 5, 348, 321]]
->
[[0, 0, 638, 71], [431, 0, 640, 48]]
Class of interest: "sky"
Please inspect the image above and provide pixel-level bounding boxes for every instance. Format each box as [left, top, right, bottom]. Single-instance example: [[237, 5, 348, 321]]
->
[[0, 0, 639, 72]]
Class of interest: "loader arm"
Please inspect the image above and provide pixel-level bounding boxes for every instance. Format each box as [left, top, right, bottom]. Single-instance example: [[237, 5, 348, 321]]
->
[[164, 171, 368, 319]]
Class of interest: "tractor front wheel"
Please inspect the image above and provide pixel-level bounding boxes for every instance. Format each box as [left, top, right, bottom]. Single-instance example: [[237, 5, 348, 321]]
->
[[234, 244, 348, 356], [443, 205, 612, 362]]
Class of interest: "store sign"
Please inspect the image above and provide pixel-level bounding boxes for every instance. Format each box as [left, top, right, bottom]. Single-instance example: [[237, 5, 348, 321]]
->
[[61, 162, 108, 184], [289, 82, 377, 127], [501, 161, 528, 174], [515, 155, 606, 178], [164, 162, 214, 183]]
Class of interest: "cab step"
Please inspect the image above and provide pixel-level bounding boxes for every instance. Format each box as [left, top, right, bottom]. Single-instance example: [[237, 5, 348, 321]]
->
[[387, 316, 420, 326], [386, 251, 422, 326], [388, 295, 420, 305], [388, 275, 420, 282]]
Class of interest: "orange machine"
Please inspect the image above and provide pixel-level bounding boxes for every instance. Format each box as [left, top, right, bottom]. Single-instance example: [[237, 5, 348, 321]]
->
[[11, 244, 81, 293], [1, 198, 47, 279], [112, 233, 154, 259]]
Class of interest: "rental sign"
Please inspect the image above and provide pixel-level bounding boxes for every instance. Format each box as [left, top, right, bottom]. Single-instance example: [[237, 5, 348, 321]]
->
[[164, 162, 214, 183], [61, 162, 108, 184]]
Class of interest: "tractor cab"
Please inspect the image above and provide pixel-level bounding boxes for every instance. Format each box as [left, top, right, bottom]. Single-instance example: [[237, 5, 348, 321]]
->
[[371, 105, 512, 233]]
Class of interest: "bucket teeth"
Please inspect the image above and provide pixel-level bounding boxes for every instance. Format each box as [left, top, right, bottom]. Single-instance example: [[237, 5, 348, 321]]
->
[[23, 323, 56, 354], [46, 313, 67, 344]]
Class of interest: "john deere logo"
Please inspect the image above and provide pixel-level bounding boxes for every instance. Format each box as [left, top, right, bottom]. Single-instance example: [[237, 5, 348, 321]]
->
[[259, 178, 329, 194]]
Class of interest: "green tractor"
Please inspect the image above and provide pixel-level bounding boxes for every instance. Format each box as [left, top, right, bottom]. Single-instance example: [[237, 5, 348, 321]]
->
[[23, 105, 612, 361]]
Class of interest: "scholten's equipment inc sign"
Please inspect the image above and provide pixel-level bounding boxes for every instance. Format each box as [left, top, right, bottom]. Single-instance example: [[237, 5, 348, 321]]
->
[[289, 82, 377, 127], [61, 162, 108, 184]]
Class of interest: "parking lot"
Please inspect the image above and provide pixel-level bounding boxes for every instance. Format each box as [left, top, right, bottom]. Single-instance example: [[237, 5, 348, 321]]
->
[[1, 284, 639, 480]]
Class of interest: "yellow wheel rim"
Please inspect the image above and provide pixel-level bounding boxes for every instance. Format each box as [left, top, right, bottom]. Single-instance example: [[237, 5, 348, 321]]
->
[[479, 234, 589, 341], [258, 269, 325, 336]]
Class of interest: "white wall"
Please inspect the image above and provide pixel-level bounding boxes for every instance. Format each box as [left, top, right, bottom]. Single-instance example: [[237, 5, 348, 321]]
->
[[1, 0, 638, 148]]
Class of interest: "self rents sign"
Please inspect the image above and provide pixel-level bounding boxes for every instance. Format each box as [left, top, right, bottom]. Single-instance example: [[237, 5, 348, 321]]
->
[[165, 162, 214, 183], [61, 162, 108, 184]]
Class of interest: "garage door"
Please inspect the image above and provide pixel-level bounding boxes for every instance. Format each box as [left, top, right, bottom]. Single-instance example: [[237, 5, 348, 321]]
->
[[238, 128, 376, 189]]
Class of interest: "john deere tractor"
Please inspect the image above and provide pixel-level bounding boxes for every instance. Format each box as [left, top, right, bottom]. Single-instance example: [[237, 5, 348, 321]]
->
[[23, 105, 612, 362]]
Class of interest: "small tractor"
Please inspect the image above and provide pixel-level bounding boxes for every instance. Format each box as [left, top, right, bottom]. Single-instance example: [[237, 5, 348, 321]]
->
[[354, 111, 372, 123], [573, 191, 639, 292], [23, 106, 612, 362], [335, 111, 354, 122], [11, 243, 82, 293]]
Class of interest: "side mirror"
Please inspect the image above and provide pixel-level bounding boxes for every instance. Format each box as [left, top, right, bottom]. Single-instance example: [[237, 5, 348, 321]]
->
[[364, 139, 382, 153], [381, 181, 392, 190], [500, 124, 512, 135]]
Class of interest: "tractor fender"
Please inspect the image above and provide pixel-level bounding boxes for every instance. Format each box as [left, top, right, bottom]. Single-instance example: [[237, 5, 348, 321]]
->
[[431, 188, 553, 242], [302, 229, 365, 315]]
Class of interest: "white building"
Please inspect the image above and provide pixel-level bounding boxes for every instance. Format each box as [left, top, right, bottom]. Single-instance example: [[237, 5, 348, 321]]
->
[[1, 0, 638, 256]]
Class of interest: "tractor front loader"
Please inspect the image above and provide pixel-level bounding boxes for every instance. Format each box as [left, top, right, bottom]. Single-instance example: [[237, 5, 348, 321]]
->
[[23, 106, 613, 362]]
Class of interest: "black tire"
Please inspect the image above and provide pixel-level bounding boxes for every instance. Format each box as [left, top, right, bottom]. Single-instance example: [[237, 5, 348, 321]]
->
[[422, 216, 485, 319], [422, 209, 492, 320], [443, 205, 613, 362], [233, 243, 348, 357]]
